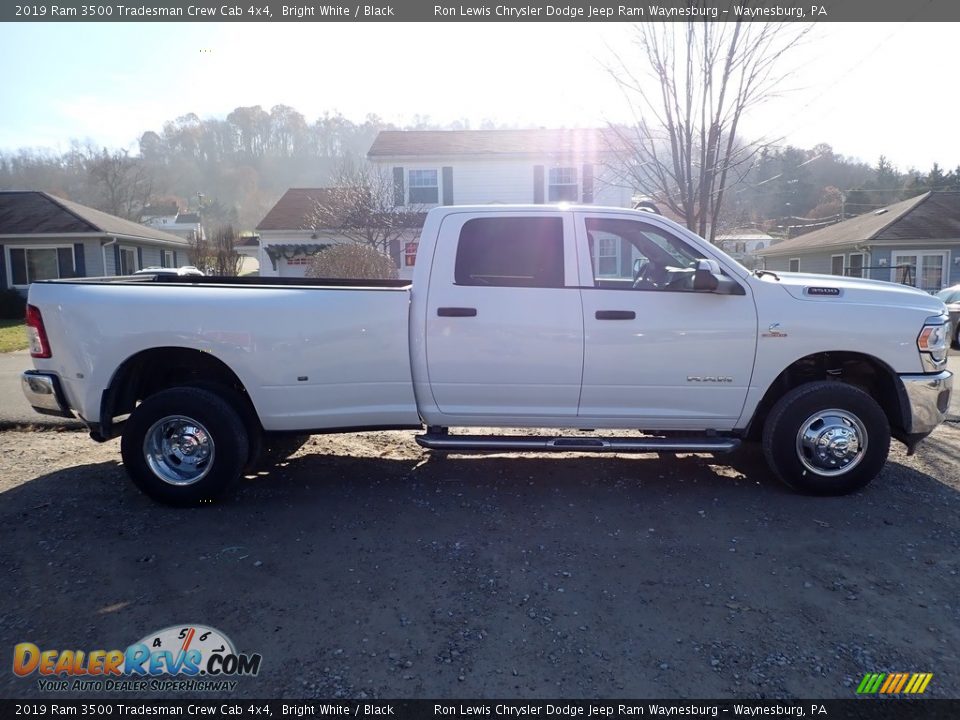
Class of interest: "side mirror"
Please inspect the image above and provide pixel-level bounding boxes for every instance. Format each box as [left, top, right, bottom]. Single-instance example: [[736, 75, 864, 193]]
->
[[693, 259, 720, 291], [694, 259, 744, 295]]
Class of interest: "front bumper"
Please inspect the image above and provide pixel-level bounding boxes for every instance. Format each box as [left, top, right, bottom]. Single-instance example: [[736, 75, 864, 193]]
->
[[21, 371, 74, 418], [899, 370, 952, 437]]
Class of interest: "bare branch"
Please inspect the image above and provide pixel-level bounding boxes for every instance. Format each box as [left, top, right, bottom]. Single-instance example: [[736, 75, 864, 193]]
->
[[604, 15, 806, 241]]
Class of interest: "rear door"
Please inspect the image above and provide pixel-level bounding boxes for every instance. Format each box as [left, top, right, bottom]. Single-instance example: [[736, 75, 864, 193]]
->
[[424, 211, 584, 417]]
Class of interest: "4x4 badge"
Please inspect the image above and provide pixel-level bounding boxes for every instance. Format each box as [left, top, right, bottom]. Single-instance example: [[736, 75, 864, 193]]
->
[[762, 323, 788, 338]]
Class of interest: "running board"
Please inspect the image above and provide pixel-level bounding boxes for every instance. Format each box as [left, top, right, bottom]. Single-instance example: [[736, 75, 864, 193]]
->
[[415, 434, 740, 454]]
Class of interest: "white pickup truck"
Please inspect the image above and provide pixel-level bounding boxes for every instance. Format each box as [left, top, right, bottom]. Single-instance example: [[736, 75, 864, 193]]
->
[[21, 205, 953, 505]]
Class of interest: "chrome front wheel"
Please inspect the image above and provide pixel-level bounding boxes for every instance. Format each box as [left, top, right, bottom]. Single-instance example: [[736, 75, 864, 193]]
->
[[763, 381, 890, 495], [795, 408, 867, 477]]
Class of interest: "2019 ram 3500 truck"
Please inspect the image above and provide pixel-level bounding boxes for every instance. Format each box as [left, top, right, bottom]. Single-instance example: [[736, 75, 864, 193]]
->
[[21, 205, 953, 505]]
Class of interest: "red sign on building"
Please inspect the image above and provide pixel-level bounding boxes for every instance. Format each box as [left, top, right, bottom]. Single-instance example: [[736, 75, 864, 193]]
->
[[404, 242, 419, 267]]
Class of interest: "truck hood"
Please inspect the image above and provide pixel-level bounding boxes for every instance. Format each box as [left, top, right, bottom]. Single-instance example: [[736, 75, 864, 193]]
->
[[765, 272, 946, 315]]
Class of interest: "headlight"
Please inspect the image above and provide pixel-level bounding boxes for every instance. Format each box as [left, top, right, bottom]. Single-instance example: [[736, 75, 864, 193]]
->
[[917, 314, 948, 371]]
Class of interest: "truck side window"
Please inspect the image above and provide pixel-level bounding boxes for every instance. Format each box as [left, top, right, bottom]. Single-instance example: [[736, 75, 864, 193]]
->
[[455, 217, 565, 288], [585, 218, 706, 292]]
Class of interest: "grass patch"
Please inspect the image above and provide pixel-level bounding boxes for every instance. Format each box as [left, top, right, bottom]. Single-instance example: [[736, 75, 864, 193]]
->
[[0, 319, 27, 353]]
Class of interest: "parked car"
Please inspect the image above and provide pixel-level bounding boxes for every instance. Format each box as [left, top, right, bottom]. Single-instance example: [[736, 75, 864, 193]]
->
[[935, 285, 960, 348], [20, 205, 952, 505], [134, 266, 205, 277]]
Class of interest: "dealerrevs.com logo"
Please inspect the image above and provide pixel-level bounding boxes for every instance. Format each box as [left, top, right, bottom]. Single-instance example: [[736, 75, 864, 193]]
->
[[13, 624, 262, 692]]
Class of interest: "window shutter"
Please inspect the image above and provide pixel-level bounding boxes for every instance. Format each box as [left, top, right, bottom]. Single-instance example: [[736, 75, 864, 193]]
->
[[57, 248, 74, 278], [113, 244, 121, 275], [393, 167, 405, 206], [0, 244, 6, 289], [442, 166, 454, 206], [533, 165, 545, 204], [582, 163, 594, 203], [173, 250, 178, 267], [137, 246, 143, 271], [389, 237, 401, 268], [73, 243, 86, 276]]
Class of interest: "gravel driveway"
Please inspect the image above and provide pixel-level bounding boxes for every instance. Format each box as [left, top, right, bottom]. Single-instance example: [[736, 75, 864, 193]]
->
[[1, 425, 958, 700]]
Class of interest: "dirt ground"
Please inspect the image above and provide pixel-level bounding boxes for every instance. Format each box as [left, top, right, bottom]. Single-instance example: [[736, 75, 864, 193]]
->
[[0, 425, 958, 700]]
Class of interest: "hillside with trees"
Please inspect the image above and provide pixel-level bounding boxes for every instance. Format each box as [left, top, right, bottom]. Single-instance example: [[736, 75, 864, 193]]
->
[[1, 103, 959, 238]]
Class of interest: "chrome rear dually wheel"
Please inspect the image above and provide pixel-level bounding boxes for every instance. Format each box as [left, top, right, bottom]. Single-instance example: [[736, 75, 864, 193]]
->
[[122, 387, 248, 506]]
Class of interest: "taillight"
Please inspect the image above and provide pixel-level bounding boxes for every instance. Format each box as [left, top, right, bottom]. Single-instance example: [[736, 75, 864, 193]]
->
[[25, 304, 51, 359]]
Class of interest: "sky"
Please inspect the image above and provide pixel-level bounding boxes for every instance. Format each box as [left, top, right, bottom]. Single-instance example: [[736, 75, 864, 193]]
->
[[0, 21, 957, 173]]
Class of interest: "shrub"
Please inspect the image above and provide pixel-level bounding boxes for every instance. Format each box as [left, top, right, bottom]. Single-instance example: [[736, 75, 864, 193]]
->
[[306, 244, 398, 280], [0, 288, 26, 320]]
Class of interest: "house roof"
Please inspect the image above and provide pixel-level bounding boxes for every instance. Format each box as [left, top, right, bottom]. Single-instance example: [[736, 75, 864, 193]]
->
[[0, 191, 189, 245], [758, 192, 960, 256], [140, 202, 180, 218], [716, 230, 774, 242], [367, 128, 623, 158], [174, 212, 201, 224], [256, 188, 340, 231]]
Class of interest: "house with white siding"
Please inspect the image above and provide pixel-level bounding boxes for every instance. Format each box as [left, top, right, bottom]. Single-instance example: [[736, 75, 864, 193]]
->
[[715, 229, 774, 270], [367, 128, 632, 208], [257, 128, 634, 280], [757, 191, 960, 294], [0, 191, 190, 292]]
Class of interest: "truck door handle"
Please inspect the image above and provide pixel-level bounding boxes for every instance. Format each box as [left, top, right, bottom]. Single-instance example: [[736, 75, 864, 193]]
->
[[437, 307, 477, 317], [595, 310, 635, 320]]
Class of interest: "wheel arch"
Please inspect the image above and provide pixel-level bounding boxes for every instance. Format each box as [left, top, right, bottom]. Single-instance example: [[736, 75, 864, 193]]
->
[[96, 346, 262, 441], [745, 351, 908, 442]]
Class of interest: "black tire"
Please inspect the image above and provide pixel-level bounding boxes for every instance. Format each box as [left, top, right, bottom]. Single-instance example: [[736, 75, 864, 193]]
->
[[121, 387, 249, 506], [953, 323, 960, 350], [762, 381, 890, 495], [248, 432, 311, 469]]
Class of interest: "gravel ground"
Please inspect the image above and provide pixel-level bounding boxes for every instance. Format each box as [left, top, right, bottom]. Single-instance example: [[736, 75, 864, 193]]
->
[[1, 425, 958, 700]]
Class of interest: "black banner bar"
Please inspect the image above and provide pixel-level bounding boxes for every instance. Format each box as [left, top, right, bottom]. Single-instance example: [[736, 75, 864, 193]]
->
[[1, 700, 959, 720], [2, 0, 960, 23]]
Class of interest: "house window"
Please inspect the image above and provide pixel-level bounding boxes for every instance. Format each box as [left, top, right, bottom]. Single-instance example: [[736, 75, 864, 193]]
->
[[891, 251, 947, 293], [454, 217, 564, 288], [408, 169, 439, 204], [162, 250, 174, 268], [848, 253, 864, 278], [831, 255, 844, 276], [548, 167, 578, 202], [8, 246, 74, 286], [788, 258, 800, 272], [584, 217, 709, 292], [119, 247, 138, 275], [592, 234, 621, 277]]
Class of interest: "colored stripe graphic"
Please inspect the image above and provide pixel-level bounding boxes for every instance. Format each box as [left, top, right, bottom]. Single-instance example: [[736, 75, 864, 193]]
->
[[856, 673, 885, 694], [856, 672, 932, 694]]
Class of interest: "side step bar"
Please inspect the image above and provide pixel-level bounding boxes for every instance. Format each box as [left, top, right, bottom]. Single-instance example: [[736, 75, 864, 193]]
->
[[415, 433, 740, 454]]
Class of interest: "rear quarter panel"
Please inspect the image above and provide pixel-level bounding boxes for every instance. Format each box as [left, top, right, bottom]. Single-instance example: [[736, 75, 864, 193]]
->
[[27, 281, 420, 431]]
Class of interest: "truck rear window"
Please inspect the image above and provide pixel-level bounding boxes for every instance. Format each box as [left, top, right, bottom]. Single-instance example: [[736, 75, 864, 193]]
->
[[454, 217, 564, 288]]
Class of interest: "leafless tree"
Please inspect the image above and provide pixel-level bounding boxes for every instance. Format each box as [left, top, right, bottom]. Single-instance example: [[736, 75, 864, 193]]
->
[[187, 231, 214, 274], [303, 160, 424, 258], [85, 148, 156, 219], [186, 225, 241, 276], [606, 17, 809, 241], [306, 244, 398, 280]]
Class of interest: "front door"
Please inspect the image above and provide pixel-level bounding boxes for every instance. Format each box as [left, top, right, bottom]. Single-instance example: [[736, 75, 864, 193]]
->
[[576, 213, 757, 427]]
